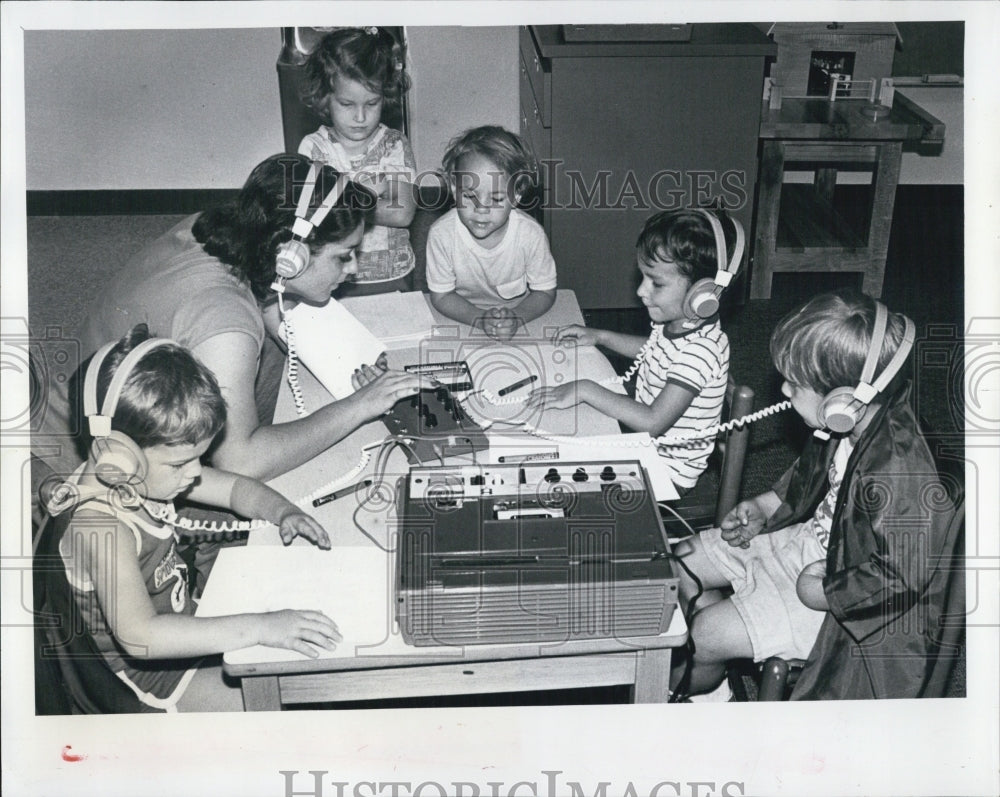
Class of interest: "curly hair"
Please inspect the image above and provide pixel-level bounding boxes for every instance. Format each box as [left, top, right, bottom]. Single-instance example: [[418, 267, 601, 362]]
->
[[93, 325, 227, 449], [770, 290, 911, 395], [441, 126, 538, 202], [634, 208, 741, 286], [192, 154, 375, 300], [302, 26, 410, 116]]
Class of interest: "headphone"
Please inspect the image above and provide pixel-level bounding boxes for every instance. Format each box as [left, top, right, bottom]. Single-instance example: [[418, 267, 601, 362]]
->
[[272, 163, 347, 285], [83, 337, 175, 487], [682, 209, 746, 321], [816, 301, 916, 435]]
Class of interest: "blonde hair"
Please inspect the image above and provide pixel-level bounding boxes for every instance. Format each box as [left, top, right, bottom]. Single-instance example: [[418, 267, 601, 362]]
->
[[441, 126, 537, 201], [770, 291, 910, 394]]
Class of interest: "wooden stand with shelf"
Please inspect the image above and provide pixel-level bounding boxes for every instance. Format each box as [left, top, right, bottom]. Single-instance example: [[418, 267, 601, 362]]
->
[[750, 96, 944, 299]]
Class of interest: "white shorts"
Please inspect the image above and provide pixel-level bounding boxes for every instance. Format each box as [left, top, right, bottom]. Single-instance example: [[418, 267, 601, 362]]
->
[[700, 522, 827, 661]]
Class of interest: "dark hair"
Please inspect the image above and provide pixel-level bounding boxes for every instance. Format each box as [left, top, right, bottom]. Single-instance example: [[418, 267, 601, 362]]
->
[[635, 208, 740, 285], [94, 325, 227, 449], [441, 126, 538, 201], [770, 290, 911, 395], [192, 154, 375, 300], [302, 26, 410, 117]]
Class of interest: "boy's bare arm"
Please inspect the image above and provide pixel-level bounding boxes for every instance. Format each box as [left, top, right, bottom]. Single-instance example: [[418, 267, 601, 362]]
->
[[552, 325, 648, 359], [526, 379, 696, 436], [428, 289, 487, 327], [82, 519, 340, 660], [510, 288, 556, 323], [185, 468, 330, 548]]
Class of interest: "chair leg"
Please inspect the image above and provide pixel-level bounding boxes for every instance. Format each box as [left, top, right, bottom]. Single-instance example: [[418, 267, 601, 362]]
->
[[758, 657, 790, 701]]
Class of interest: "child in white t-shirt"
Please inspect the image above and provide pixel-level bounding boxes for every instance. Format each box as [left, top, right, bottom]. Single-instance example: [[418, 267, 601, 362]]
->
[[426, 126, 557, 340]]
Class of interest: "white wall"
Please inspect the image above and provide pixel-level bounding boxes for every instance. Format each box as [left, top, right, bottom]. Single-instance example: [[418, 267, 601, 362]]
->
[[24, 28, 285, 190], [22, 26, 955, 191], [23, 26, 519, 191], [406, 26, 519, 179]]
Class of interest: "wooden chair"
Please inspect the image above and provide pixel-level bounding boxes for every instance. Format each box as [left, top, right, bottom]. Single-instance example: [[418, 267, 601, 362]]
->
[[662, 382, 755, 536]]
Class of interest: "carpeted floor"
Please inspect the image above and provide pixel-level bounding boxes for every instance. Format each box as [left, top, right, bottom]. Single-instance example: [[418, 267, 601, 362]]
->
[[24, 184, 965, 704]]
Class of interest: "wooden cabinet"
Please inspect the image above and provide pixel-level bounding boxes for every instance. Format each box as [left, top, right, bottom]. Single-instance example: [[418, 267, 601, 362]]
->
[[520, 25, 775, 309]]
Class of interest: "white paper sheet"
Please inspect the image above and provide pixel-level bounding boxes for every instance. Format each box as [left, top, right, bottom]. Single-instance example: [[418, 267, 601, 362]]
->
[[280, 298, 386, 398]]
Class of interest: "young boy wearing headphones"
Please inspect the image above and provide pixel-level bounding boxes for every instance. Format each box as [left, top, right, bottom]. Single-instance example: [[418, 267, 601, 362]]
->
[[673, 290, 959, 701], [528, 208, 744, 492], [44, 326, 341, 712]]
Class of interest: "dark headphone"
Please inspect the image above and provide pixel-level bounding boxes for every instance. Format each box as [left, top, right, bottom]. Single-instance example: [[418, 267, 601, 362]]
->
[[682, 209, 746, 321], [273, 164, 347, 283], [816, 301, 915, 435], [83, 337, 175, 487]]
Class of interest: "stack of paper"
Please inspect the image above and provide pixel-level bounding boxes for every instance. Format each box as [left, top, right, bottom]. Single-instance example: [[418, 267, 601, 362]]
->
[[340, 291, 437, 348], [279, 299, 386, 399]]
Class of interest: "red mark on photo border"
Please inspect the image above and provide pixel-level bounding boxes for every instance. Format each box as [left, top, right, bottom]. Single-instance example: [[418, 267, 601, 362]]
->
[[62, 745, 86, 762]]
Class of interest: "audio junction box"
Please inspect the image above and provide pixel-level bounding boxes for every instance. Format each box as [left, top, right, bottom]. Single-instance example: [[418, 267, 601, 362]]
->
[[381, 387, 490, 464]]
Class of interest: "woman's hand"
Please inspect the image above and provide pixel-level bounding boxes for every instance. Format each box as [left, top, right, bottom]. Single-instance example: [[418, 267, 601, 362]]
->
[[524, 381, 583, 411], [277, 510, 331, 549], [257, 609, 342, 657], [350, 365, 426, 416], [720, 498, 770, 548], [796, 560, 829, 610], [552, 324, 599, 348]]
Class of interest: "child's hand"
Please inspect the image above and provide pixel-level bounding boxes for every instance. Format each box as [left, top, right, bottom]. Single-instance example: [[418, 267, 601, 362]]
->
[[720, 499, 769, 548], [277, 510, 331, 549], [552, 324, 598, 347], [258, 609, 343, 658], [796, 560, 829, 610], [524, 382, 581, 411], [480, 307, 520, 341]]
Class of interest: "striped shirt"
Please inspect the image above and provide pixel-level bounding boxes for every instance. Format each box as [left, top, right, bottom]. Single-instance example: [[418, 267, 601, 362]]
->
[[635, 320, 729, 488]]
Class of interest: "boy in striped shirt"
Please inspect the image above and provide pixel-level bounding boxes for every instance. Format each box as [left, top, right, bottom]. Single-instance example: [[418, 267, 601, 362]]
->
[[527, 209, 738, 492]]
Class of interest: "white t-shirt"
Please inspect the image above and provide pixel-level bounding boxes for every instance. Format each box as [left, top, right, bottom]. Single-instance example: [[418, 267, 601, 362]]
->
[[425, 208, 557, 307]]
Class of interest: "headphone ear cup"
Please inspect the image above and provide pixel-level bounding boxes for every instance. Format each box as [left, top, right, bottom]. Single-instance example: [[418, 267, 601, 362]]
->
[[683, 278, 720, 320], [90, 432, 148, 487], [818, 387, 865, 434], [275, 239, 310, 279]]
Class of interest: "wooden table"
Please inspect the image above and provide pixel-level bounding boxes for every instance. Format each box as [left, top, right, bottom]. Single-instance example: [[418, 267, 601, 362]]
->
[[196, 290, 687, 710], [750, 95, 945, 299]]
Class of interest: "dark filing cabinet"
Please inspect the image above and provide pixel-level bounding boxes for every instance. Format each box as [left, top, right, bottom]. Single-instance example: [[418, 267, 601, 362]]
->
[[519, 25, 776, 309]]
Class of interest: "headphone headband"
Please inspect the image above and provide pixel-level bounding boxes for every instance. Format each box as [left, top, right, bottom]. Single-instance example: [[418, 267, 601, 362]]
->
[[85, 338, 174, 437], [865, 306, 916, 397], [816, 301, 915, 437], [290, 165, 348, 243], [692, 208, 745, 282]]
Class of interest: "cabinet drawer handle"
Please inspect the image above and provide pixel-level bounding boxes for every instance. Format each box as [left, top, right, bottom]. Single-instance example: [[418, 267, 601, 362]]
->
[[533, 54, 540, 73]]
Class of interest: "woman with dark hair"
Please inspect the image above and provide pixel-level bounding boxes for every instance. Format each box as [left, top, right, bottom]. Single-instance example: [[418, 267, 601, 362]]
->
[[40, 153, 423, 480]]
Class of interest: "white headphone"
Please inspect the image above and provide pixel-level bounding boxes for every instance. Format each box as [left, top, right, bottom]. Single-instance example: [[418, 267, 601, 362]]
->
[[83, 337, 176, 486], [816, 301, 915, 435], [272, 164, 347, 285], [682, 209, 746, 321]]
